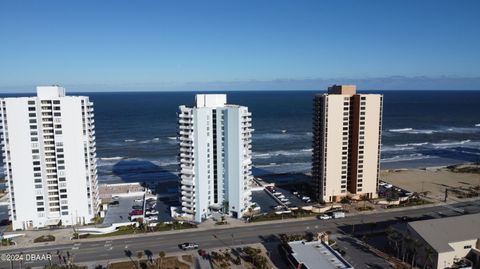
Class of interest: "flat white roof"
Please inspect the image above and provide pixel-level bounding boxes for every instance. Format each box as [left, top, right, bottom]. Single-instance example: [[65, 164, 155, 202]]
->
[[195, 94, 226, 108], [37, 85, 66, 99], [288, 240, 354, 269]]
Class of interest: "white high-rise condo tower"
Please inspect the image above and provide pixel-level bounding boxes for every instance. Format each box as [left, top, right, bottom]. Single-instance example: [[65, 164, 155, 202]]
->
[[178, 94, 253, 222], [0, 86, 99, 230], [312, 85, 383, 203]]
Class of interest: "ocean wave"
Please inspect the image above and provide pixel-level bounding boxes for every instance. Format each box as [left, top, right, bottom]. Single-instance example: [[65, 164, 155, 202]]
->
[[395, 142, 429, 147], [388, 126, 480, 135], [139, 138, 161, 144], [432, 140, 471, 147], [253, 132, 312, 140], [382, 146, 415, 152], [99, 156, 125, 161], [168, 136, 177, 140], [255, 162, 310, 168], [388, 128, 436, 134], [151, 159, 179, 167], [124, 139, 136, 142], [443, 127, 480, 134], [253, 149, 312, 159], [381, 153, 432, 163]]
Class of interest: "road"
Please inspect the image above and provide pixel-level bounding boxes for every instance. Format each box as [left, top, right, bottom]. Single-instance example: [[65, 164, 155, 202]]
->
[[1, 199, 479, 268]]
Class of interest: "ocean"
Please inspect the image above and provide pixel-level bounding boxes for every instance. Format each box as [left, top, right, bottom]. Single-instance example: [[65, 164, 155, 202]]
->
[[1, 90, 480, 184]]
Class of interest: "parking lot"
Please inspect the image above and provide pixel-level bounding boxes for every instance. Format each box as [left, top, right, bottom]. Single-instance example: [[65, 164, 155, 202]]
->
[[102, 196, 143, 226], [251, 185, 312, 214], [252, 190, 280, 213]]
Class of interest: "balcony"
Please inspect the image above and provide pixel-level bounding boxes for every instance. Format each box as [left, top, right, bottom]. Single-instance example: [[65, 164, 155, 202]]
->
[[181, 179, 194, 186], [182, 207, 194, 214], [181, 185, 194, 192], [181, 200, 194, 207]]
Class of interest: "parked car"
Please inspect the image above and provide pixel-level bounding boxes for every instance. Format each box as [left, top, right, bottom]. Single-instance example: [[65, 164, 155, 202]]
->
[[332, 211, 345, 219], [134, 198, 143, 203], [180, 242, 199, 250], [132, 205, 143, 210], [129, 210, 143, 216], [319, 214, 331, 220], [145, 210, 159, 215], [145, 216, 158, 221], [109, 201, 119, 206]]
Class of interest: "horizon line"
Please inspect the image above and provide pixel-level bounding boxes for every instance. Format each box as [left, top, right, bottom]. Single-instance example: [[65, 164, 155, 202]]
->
[[1, 88, 480, 95]]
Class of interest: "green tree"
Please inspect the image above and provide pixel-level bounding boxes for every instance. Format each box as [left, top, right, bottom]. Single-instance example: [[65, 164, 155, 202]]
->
[[158, 251, 165, 269], [222, 200, 229, 214]]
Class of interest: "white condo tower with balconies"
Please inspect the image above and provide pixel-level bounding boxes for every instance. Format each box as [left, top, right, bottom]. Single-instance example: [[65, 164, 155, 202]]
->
[[178, 94, 253, 222], [0, 86, 99, 230]]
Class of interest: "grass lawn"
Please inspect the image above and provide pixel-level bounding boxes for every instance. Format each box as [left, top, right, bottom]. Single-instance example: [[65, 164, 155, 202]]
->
[[108, 257, 190, 269]]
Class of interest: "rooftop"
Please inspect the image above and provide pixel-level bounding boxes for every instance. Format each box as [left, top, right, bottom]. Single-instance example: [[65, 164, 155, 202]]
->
[[327, 84, 357, 95], [195, 94, 227, 108], [408, 213, 480, 253], [37, 85, 66, 99], [288, 240, 354, 269]]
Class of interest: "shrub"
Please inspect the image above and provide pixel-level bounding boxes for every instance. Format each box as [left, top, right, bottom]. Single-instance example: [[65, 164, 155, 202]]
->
[[33, 235, 55, 243]]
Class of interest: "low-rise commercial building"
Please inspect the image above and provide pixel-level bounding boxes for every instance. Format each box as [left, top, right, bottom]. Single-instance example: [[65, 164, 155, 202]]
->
[[285, 240, 354, 269], [407, 213, 480, 269]]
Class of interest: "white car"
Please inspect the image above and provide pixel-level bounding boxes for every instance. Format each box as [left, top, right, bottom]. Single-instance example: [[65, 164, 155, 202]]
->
[[134, 198, 143, 203], [180, 242, 199, 250], [146, 210, 158, 215], [319, 214, 331, 220], [145, 216, 158, 221]]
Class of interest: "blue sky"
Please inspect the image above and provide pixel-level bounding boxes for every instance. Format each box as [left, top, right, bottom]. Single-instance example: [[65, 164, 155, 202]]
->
[[1, 0, 480, 92]]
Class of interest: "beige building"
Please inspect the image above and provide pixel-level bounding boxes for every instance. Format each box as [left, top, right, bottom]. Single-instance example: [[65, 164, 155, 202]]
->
[[407, 213, 480, 269], [312, 85, 383, 203]]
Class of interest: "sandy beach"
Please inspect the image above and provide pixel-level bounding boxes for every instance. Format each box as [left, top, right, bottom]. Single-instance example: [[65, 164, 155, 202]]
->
[[380, 164, 480, 202]]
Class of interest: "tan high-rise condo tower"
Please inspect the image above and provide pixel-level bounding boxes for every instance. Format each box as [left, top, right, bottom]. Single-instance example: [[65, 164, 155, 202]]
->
[[312, 85, 383, 203]]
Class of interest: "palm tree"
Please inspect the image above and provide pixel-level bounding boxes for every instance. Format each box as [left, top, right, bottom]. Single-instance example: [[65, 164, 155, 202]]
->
[[124, 250, 138, 269], [410, 238, 422, 268], [248, 206, 254, 217], [386, 228, 402, 258], [158, 251, 165, 269], [222, 200, 229, 214], [402, 235, 413, 262], [423, 245, 434, 269], [136, 251, 144, 268]]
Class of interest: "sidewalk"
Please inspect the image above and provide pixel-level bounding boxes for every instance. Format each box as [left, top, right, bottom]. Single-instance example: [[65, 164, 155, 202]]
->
[[3, 197, 479, 251]]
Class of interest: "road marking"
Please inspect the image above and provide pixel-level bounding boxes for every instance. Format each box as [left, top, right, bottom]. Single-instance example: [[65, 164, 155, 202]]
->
[[306, 226, 310, 230]]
